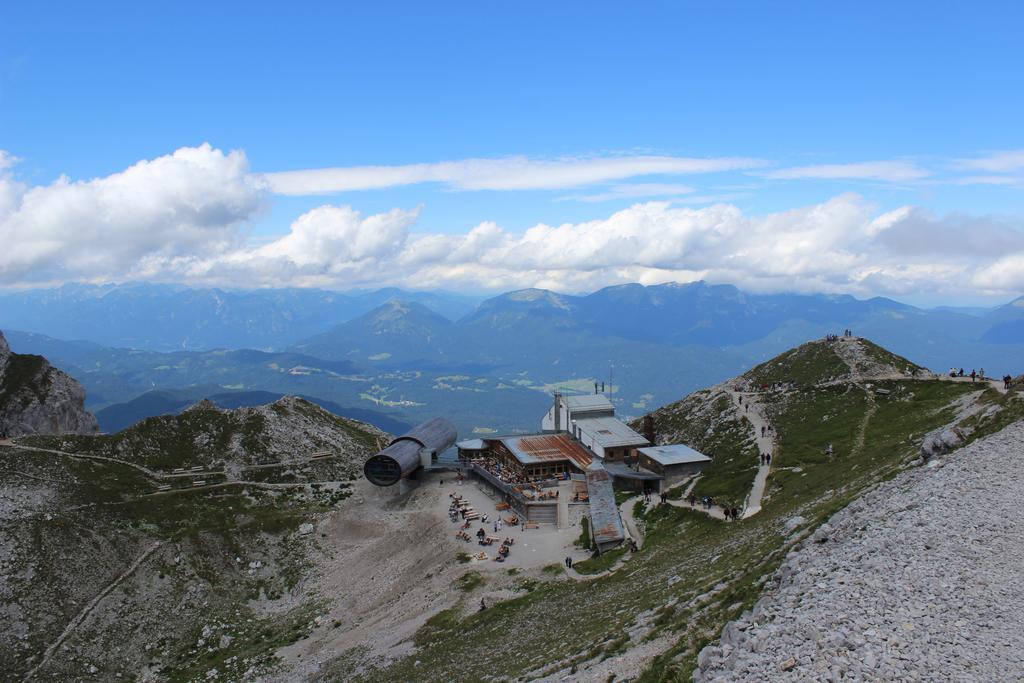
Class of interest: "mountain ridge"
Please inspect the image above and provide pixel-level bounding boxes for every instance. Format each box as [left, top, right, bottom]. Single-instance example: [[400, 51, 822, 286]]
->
[[0, 331, 98, 437]]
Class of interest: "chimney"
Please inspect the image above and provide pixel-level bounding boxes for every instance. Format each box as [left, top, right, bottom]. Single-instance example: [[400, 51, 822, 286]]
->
[[643, 415, 655, 445], [553, 391, 561, 432]]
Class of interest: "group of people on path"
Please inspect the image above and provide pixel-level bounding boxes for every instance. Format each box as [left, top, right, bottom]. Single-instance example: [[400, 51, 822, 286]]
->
[[825, 329, 853, 342], [946, 367, 1015, 390], [948, 367, 986, 381], [683, 492, 740, 520]]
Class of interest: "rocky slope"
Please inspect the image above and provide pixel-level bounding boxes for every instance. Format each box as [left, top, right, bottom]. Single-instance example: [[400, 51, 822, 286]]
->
[[0, 330, 98, 437], [695, 419, 1024, 682], [0, 396, 386, 680], [30, 395, 387, 478]]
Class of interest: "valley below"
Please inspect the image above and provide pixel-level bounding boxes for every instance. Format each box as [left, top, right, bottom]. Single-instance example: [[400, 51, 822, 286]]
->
[[2, 333, 1023, 682]]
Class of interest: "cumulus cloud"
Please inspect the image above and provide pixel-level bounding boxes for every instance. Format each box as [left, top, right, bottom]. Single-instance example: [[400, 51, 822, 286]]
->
[[2, 146, 1022, 301], [764, 160, 929, 182], [262, 155, 768, 195], [0, 143, 264, 283], [152, 192, 1020, 300]]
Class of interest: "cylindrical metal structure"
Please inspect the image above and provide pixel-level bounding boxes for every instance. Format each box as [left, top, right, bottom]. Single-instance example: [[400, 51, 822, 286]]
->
[[363, 417, 458, 486]]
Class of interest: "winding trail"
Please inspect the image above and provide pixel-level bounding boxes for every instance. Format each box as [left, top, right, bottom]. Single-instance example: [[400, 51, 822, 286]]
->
[[25, 541, 165, 680], [660, 477, 728, 520], [6, 444, 180, 481], [618, 494, 645, 549], [728, 391, 776, 519]]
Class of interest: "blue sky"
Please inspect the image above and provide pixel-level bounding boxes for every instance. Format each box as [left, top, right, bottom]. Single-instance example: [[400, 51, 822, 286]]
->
[[1, 2, 1023, 304]]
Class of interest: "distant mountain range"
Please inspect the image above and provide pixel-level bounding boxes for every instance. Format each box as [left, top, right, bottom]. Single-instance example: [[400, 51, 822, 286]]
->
[[294, 281, 1024, 370], [2, 281, 1022, 437], [0, 283, 480, 351]]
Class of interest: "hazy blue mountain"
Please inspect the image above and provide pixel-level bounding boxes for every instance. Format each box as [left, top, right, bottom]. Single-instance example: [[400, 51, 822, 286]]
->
[[0, 283, 480, 351], [293, 300, 456, 364], [5, 281, 1022, 438], [94, 388, 412, 435], [979, 296, 1024, 344], [2, 329, 554, 436], [288, 281, 1022, 378]]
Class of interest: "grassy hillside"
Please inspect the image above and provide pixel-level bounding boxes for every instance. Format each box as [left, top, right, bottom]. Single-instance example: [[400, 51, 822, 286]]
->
[[0, 397, 387, 680], [338, 338, 1023, 682], [21, 396, 384, 477]]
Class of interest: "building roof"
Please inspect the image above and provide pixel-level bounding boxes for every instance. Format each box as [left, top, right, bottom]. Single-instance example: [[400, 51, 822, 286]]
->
[[638, 444, 712, 466], [391, 417, 458, 453], [574, 416, 649, 448], [564, 394, 614, 415], [602, 461, 663, 480], [499, 433, 594, 469], [455, 438, 485, 450], [585, 463, 625, 545]]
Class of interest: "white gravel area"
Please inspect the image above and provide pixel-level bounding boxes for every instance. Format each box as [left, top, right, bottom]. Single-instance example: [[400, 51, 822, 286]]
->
[[695, 420, 1024, 682]]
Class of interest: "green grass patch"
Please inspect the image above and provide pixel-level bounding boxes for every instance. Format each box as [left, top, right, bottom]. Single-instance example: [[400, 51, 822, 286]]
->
[[575, 517, 591, 550], [572, 547, 626, 575], [744, 340, 849, 387], [456, 571, 485, 592]]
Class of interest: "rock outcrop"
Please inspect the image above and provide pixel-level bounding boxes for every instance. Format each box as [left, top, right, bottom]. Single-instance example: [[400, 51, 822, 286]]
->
[[0, 330, 98, 437], [694, 420, 1024, 682]]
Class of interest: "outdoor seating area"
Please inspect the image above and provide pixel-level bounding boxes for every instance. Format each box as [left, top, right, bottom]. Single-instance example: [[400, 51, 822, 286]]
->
[[442, 478, 591, 570]]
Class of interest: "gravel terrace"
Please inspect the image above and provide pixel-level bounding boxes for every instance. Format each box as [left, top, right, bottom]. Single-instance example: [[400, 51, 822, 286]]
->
[[695, 419, 1024, 682]]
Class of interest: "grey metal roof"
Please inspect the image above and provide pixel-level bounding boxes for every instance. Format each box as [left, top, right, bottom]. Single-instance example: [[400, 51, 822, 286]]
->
[[638, 444, 712, 466], [574, 416, 649, 448], [391, 417, 457, 453], [456, 438, 485, 450], [585, 463, 625, 546], [564, 394, 614, 415], [602, 461, 663, 480]]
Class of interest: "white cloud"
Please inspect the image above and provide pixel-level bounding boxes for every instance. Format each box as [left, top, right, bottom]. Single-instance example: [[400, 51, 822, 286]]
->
[[949, 175, 1023, 187], [953, 149, 1024, 173], [261, 155, 768, 195], [764, 160, 928, 182], [0, 143, 263, 283], [559, 182, 695, 202], [2, 146, 1022, 302]]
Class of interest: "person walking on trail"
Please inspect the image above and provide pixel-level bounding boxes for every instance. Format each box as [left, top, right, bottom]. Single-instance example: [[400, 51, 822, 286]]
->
[[766, 453, 772, 465], [971, 369, 977, 382]]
